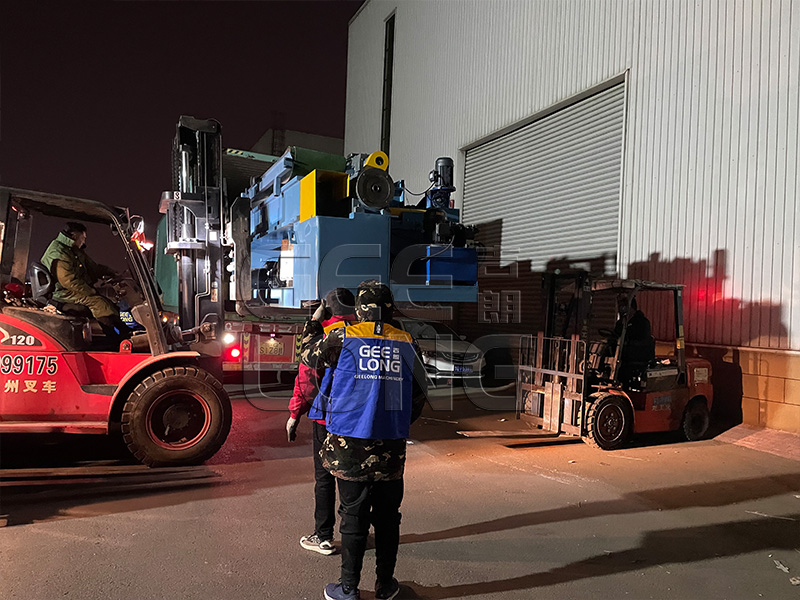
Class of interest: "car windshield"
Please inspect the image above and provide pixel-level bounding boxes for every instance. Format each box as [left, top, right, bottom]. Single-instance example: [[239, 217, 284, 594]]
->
[[401, 320, 458, 339]]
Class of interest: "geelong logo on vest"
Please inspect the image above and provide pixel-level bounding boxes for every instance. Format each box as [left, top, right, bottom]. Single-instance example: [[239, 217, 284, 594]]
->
[[356, 344, 402, 381]]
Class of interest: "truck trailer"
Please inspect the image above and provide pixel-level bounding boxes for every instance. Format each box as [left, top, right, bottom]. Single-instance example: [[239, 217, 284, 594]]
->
[[155, 117, 480, 377]]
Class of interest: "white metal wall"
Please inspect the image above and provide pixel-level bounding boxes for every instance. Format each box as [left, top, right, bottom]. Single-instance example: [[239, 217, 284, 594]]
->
[[345, 0, 800, 351]]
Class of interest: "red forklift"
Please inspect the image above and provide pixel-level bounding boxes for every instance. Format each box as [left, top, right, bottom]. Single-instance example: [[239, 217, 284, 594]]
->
[[0, 187, 231, 466], [517, 274, 713, 449]]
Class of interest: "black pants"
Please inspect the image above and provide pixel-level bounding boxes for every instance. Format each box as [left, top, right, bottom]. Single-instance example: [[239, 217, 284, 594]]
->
[[337, 477, 404, 589], [313, 421, 336, 541]]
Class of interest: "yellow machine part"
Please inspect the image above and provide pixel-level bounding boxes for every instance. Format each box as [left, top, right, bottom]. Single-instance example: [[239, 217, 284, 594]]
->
[[345, 151, 390, 197], [364, 151, 389, 171], [300, 169, 349, 223], [300, 171, 317, 223]]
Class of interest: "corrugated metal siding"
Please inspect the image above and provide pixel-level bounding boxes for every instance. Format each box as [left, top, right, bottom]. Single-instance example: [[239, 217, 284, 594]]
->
[[344, 2, 386, 157], [346, 0, 800, 351], [462, 82, 625, 272], [620, 0, 800, 350]]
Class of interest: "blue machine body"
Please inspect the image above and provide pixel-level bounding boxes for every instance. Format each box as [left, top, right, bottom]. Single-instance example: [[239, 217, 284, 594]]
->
[[427, 247, 478, 284], [251, 211, 391, 308], [245, 150, 477, 308]]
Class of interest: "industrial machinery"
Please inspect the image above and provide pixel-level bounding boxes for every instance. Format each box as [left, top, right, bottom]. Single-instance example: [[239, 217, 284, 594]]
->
[[157, 117, 478, 375], [0, 187, 231, 466], [517, 275, 713, 449]]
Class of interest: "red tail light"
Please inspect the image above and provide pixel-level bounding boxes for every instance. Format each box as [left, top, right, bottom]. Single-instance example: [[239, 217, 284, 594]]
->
[[224, 346, 242, 361]]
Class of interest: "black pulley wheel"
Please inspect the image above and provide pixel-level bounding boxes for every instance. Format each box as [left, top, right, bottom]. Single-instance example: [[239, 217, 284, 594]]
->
[[121, 366, 232, 466], [355, 167, 394, 210], [584, 393, 633, 450]]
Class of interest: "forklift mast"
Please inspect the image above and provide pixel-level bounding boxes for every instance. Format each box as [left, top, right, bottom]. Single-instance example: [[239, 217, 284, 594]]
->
[[158, 117, 225, 356], [542, 271, 592, 341]]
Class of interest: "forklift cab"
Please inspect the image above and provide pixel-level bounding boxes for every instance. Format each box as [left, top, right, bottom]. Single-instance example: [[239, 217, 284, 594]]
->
[[0, 188, 231, 466], [518, 274, 713, 450], [0, 187, 172, 354], [584, 280, 685, 394]]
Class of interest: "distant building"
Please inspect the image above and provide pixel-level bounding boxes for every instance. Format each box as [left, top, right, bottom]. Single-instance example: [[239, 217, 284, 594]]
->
[[252, 129, 344, 157]]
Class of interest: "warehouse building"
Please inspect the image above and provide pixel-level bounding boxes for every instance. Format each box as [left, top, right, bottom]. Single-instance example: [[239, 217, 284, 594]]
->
[[344, 0, 800, 434]]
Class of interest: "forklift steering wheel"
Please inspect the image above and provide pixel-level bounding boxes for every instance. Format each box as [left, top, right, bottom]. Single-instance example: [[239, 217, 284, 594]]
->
[[598, 327, 616, 339], [108, 268, 133, 283]]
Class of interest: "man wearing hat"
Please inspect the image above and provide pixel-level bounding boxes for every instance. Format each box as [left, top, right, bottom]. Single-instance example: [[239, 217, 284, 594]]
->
[[312, 280, 427, 600]]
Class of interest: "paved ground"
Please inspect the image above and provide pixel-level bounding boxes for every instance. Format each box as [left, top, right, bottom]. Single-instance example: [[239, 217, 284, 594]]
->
[[1, 383, 799, 599]]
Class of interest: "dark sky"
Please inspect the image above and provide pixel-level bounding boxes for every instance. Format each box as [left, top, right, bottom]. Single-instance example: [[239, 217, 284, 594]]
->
[[0, 0, 362, 251]]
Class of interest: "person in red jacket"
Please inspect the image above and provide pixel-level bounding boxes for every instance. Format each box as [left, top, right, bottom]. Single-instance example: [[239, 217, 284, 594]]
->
[[286, 288, 356, 555]]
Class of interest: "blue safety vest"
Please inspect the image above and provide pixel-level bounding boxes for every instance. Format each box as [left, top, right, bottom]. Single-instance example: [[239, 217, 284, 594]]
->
[[308, 321, 349, 421], [326, 321, 417, 440]]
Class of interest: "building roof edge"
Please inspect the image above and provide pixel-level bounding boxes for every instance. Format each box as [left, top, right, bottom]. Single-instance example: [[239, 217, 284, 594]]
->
[[349, 0, 372, 27]]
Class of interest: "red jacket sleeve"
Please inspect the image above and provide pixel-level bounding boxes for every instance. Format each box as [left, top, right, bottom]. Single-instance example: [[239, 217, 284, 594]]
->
[[288, 363, 320, 419]]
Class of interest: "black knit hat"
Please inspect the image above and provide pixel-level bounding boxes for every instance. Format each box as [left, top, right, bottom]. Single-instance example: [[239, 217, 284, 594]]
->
[[355, 279, 394, 322], [324, 287, 355, 317], [63, 221, 87, 239]]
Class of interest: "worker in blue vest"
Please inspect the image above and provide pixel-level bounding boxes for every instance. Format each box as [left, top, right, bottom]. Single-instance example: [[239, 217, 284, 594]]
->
[[314, 280, 427, 600]]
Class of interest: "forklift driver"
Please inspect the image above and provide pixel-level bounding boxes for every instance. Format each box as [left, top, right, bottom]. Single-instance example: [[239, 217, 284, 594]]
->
[[612, 296, 656, 381], [41, 221, 131, 346]]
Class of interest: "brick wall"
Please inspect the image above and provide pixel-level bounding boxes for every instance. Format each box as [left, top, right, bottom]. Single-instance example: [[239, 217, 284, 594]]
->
[[678, 344, 800, 434]]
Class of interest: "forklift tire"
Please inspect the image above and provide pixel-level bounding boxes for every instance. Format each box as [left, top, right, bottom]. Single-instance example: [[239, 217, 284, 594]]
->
[[681, 398, 710, 441], [121, 366, 232, 467], [584, 393, 633, 450]]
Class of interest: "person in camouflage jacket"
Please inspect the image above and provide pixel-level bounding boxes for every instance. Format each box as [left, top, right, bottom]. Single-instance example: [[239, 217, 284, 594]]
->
[[314, 281, 427, 600]]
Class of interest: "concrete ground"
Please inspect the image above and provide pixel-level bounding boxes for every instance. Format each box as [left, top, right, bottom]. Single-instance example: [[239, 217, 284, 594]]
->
[[1, 383, 799, 600]]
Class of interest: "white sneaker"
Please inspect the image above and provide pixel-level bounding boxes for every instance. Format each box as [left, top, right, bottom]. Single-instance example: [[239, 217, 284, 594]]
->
[[300, 533, 335, 555]]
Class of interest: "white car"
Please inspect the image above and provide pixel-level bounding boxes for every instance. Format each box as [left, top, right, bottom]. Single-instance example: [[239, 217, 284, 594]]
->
[[396, 318, 485, 384]]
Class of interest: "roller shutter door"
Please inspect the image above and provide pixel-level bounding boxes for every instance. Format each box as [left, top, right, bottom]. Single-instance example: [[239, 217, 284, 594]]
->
[[463, 82, 626, 272], [458, 83, 626, 341]]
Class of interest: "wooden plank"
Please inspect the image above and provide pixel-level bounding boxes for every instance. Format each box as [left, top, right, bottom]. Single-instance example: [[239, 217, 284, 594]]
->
[[0, 465, 216, 480], [456, 430, 544, 438], [1, 471, 217, 488], [2, 476, 220, 504]]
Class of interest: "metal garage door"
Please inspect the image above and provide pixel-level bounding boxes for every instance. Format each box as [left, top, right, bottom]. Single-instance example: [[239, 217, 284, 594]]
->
[[462, 82, 626, 274]]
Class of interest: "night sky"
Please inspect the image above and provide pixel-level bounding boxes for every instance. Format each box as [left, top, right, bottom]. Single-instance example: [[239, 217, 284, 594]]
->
[[0, 0, 362, 259]]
